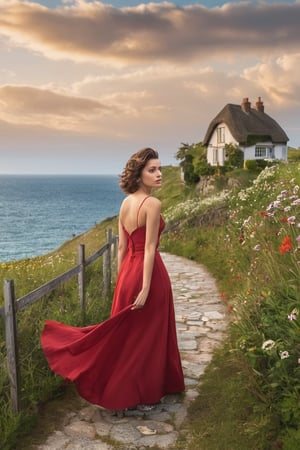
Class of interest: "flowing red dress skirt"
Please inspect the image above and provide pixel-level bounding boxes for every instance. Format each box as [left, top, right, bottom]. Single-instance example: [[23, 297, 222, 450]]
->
[[41, 218, 185, 410]]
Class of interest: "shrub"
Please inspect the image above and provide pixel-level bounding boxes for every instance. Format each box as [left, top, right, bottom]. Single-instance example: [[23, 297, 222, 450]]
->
[[244, 159, 258, 171]]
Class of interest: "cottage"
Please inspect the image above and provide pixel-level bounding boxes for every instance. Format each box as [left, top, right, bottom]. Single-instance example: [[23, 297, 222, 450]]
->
[[203, 97, 289, 166]]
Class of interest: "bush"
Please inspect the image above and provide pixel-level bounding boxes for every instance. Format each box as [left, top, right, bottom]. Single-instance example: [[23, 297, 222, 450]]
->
[[244, 159, 258, 171], [224, 144, 244, 169]]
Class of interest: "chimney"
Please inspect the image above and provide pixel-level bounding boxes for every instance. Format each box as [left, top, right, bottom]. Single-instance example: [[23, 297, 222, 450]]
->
[[256, 96, 264, 113], [241, 97, 251, 113]]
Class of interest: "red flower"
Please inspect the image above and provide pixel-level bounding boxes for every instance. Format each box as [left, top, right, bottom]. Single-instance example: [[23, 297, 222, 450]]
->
[[279, 236, 293, 254], [259, 211, 268, 216], [280, 216, 288, 222]]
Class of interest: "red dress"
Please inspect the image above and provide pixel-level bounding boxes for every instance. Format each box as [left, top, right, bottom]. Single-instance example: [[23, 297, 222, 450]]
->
[[41, 214, 185, 410]]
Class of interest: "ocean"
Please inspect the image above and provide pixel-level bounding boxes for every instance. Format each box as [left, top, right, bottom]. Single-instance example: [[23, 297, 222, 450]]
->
[[0, 175, 125, 263]]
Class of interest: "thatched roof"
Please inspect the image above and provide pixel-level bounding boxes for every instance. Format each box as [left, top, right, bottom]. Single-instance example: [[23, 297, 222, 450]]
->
[[203, 102, 289, 146]]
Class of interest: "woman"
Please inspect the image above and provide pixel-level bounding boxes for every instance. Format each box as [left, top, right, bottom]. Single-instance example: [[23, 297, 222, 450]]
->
[[41, 148, 185, 411]]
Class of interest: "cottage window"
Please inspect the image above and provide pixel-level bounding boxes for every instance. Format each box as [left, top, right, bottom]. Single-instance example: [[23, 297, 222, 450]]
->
[[217, 127, 225, 143], [255, 146, 267, 158], [213, 148, 218, 164]]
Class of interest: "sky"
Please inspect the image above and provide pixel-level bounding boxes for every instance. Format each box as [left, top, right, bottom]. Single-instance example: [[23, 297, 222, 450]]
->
[[0, 0, 300, 174]]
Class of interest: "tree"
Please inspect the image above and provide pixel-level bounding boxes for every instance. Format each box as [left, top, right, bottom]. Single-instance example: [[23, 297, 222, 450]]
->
[[176, 143, 200, 185]]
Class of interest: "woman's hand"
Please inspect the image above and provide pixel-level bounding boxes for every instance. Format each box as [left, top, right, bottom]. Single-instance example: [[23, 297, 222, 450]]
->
[[131, 288, 149, 310]]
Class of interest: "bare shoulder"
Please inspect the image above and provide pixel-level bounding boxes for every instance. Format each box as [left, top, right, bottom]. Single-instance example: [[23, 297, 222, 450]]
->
[[120, 195, 131, 210], [145, 196, 161, 212]]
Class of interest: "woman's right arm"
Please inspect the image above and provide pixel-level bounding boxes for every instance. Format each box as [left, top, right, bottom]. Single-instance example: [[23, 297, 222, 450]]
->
[[117, 216, 128, 272]]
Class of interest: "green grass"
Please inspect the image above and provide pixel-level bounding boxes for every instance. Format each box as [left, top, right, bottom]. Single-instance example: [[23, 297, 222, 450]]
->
[[185, 349, 277, 450]]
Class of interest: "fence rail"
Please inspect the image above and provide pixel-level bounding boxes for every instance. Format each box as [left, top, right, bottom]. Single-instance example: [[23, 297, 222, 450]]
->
[[0, 229, 118, 413]]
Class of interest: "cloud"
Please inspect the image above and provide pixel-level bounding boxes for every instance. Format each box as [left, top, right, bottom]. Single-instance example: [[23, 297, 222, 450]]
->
[[0, 84, 116, 130], [1, 52, 298, 143], [243, 53, 300, 106], [0, 1, 299, 64]]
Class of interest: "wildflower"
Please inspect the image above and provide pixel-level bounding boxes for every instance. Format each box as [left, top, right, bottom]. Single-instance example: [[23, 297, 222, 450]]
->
[[243, 216, 252, 227], [291, 198, 300, 206], [293, 185, 299, 195], [288, 308, 298, 320], [287, 216, 296, 225], [279, 236, 293, 254], [253, 244, 261, 251], [262, 340, 276, 350], [283, 206, 291, 212], [266, 202, 274, 211], [279, 351, 290, 359], [296, 236, 300, 249]]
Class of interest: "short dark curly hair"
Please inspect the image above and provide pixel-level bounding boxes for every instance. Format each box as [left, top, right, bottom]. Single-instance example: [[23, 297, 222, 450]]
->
[[119, 147, 159, 194]]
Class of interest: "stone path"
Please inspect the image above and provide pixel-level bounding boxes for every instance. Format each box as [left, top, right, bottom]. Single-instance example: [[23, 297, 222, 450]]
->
[[35, 253, 228, 450]]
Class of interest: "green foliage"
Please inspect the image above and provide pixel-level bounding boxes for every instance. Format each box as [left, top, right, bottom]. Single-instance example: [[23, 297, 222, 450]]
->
[[244, 159, 259, 171], [194, 159, 215, 176], [224, 143, 244, 169], [288, 147, 300, 162], [186, 347, 278, 449], [176, 142, 206, 182], [245, 135, 270, 146]]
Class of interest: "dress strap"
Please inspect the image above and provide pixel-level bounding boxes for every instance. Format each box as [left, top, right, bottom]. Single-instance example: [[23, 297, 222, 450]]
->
[[137, 195, 151, 228]]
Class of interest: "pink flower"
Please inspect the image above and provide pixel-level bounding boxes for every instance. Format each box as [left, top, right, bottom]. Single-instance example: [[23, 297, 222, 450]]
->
[[287, 216, 296, 225]]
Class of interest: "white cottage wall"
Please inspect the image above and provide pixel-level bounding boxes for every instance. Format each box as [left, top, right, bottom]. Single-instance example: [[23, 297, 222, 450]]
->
[[206, 122, 238, 166]]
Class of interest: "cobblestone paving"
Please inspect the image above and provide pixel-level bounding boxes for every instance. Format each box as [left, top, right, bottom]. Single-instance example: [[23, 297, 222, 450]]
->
[[35, 253, 228, 450]]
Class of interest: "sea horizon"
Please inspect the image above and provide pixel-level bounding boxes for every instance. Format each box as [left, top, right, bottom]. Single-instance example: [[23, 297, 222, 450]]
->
[[0, 174, 125, 263]]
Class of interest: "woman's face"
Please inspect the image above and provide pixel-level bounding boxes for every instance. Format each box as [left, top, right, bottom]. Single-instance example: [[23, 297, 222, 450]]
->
[[140, 158, 162, 190]]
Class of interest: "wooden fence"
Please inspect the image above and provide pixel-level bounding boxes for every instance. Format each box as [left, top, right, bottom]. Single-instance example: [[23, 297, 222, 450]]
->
[[0, 228, 118, 413]]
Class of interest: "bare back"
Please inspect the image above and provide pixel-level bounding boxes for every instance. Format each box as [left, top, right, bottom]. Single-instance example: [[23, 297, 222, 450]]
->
[[119, 194, 152, 235]]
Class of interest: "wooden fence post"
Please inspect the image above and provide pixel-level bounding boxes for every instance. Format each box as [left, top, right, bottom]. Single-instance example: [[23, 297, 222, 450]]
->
[[78, 244, 86, 312], [3, 279, 20, 413], [112, 234, 118, 259], [103, 228, 112, 297]]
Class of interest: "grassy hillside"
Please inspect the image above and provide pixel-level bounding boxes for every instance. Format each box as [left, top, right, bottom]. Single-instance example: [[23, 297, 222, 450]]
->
[[1, 162, 300, 449], [161, 162, 300, 449]]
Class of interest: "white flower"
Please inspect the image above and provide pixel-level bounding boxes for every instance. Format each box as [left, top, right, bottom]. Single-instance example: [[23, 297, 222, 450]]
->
[[288, 308, 299, 320], [243, 216, 252, 227], [280, 351, 290, 359], [253, 244, 261, 251], [262, 339, 276, 350]]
